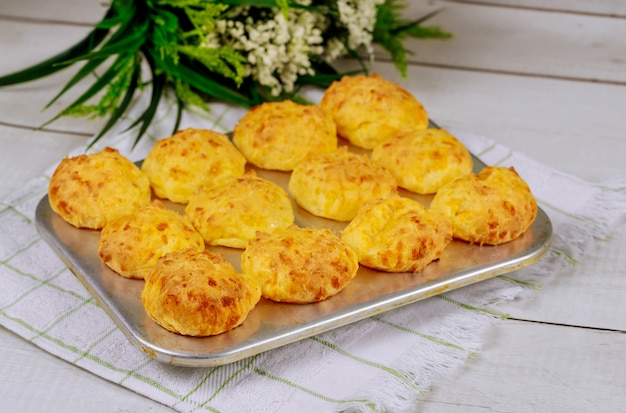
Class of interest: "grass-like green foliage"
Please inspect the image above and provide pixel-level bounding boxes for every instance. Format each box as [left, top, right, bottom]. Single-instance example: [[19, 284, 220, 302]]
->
[[0, 0, 451, 147]]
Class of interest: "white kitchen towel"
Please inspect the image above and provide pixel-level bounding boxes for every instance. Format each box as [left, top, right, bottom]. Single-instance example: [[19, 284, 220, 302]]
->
[[1, 97, 624, 413]]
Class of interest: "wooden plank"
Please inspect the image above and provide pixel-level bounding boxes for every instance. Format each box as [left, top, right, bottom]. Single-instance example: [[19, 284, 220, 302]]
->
[[8, 22, 620, 183], [354, 60, 626, 331], [397, 1, 626, 84], [4, 0, 625, 23], [418, 319, 626, 412], [5, 57, 625, 186], [364, 62, 626, 183], [4, 1, 626, 85], [0, 327, 173, 413], [2, 58, 624, 330], [496, 219, 626, 331], [0, 0, 104, 23], [2, 320, 624, 412], [0, 20, 94, 74], [0, 2, 625, 412], [0, 75, 108, 135], [0, 21, 112, 134], [448, 0, 626, 17], [369, 51, 626, 332], [0, 126, 88, 199]]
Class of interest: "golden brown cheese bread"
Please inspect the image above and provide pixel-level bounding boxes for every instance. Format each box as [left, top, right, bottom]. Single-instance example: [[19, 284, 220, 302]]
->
[[371, 128, 473, 194], [142, 248, 261, 337], [288, 148, 398, 221], [98, 201, 205, 280], [319, 73, 428, 149], [232, 100, 338, 171], [430, 166, 538, 245], [241, 225, 359, 303], [141, 128, 246, 204], [48, 147, 151, 229], [341, 196, 453, 272], [185, 171, 294, 248]]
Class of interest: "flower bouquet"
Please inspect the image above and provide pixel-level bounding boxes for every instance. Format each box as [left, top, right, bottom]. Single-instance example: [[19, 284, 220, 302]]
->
[[0, 0, 450, 146]]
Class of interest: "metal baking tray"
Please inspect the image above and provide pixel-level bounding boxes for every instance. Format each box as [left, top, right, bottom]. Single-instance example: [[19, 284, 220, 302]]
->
[[35, 152, 552, 367]]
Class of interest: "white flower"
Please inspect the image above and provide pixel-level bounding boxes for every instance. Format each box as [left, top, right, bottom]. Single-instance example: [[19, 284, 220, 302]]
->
[[336, 0, 384, 55], [324, 37, 347, 61], [201, 1, 384, 95], [209, 6, 326, 96]]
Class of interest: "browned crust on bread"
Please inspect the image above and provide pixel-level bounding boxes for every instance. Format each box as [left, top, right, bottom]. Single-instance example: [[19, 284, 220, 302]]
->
[[233, 100, 337, 171], [141, 128, 246, 203], [288, 148, 398, 221], [319, 73, 428, 149], [48, 147, 151, 229], [430, 166, 538, 245], [98, 201, 204, 279], [371, 128, 473, 194], [341, 196, 453, 272], [241, 225, 359, 303], [142, 248, 261, 336], [185, 171, 294, 248]]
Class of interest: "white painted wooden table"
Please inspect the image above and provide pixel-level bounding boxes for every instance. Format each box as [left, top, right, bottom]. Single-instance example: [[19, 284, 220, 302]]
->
[[1, 1, 625, 412]]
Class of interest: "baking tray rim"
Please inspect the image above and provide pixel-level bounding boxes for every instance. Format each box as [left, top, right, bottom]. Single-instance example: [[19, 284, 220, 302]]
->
[[34, 155, 553, 367]]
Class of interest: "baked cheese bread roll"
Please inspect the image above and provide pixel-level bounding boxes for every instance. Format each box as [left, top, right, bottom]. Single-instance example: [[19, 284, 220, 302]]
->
[[142, 248, 261, 337], [241, 225, 359, 303], [185, 171, 294, 248], [98, 201, 205, 280], [288, 148, 398, 221], [430, 166, 538, 245], [232, 100, 338, 171], [141, 128, 246, 204], [319, 73, 428, 149], [371, 128, 473, 194], [341, 196, 453, 272], [48, 147, 151, 229]]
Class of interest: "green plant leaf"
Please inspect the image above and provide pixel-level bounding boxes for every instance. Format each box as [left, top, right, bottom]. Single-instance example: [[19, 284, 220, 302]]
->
[[44, 55, 111, 109], [44, 14, 148, 108], [297, 62, 361, 88], [172, 95, 184, 135], [41, 53, 136, 128], [174, 79, 210, 112], [177, 44, 246, 85], [88, 56, 141, 148], [133, 73, 166, 147], [3, 0, 453, 149], [153, 51, 254, 107], [373, 2, 452, 76], [95, 2, 136, 29], [0, 26, 110, 86], [404, 24, 453, 39], [61, 20, 149, 65], [124, 52, 167, 147], [215, 0, 288, 9]]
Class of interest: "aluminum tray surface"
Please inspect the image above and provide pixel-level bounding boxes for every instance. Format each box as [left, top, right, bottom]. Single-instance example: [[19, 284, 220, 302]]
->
[[35, 155, 552, 367]]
